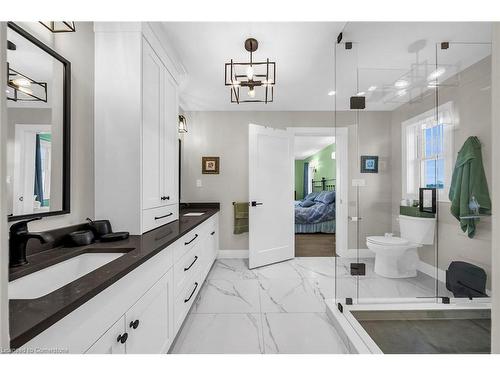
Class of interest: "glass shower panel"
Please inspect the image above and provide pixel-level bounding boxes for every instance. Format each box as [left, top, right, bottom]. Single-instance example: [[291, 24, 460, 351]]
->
[[435, 42, 492, 299], [334, 33, 361, 305]]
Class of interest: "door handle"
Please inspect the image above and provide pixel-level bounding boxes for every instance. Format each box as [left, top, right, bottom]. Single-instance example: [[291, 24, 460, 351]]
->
[[251, 201, 263, 207], [184, 234, 198, 245], [348, 216, 362, 221], [184, 256, 198, 271], [184, 282, 199, 303], [155, 213, 173, 220]]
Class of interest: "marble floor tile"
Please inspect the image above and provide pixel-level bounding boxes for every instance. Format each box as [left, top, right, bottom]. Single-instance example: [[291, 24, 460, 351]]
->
[[261, 313, 348, 354], [207, 259, 258, 280], [193, 279, 261, 313], [259, 278, 326, 313], [253, 259, 304, 280], [294, 257, 335, 279], [306, 275, 336, 300], [171, 313, 264, 354]]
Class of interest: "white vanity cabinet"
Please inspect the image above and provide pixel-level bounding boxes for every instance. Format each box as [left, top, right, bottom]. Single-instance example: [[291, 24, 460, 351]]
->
[[86, 269, 174, 354], [94, 22, 180, 234], [17, 213, 219, 354]]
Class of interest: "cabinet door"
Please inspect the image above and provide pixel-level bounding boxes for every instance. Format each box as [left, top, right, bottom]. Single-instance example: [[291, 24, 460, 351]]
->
[[142, 39, 165, 210], [125, 269, 174, 354], [85, 317, 127, 354], [163, 72, 179, 205]]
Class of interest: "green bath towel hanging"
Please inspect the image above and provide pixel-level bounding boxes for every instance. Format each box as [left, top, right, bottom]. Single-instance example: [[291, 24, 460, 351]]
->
[[449, 136, 491, 238], [233, 202, 249, 234]]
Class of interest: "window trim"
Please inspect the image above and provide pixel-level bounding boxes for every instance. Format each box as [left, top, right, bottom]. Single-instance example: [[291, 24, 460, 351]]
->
[[401, 101, 455, 203]]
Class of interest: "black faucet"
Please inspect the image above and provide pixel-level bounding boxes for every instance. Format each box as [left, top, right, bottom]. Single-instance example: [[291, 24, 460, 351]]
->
[[9, 217, 53, 267]]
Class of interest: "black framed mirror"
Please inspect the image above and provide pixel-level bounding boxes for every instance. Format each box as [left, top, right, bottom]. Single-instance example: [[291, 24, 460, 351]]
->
[[6, 22, 71, 221]]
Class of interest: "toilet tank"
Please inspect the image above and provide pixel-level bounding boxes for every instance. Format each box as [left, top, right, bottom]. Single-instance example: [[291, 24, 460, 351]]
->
[[399, 215, 436, 245]]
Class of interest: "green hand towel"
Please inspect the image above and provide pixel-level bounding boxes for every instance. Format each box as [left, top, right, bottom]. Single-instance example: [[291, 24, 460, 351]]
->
[[449, 136, 491, 238], [233, 202, 249, 234]]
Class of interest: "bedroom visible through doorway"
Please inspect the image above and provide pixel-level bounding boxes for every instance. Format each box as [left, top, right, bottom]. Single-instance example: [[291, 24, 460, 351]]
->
[[293, 132, 336, 257]]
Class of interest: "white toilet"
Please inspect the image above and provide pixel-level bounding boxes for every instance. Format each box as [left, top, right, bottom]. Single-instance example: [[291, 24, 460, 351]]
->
[[366, 215, 436, 278]]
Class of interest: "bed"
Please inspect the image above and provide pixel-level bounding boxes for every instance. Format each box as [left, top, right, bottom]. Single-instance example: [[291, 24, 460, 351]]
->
[[294, 179, 336, 234]]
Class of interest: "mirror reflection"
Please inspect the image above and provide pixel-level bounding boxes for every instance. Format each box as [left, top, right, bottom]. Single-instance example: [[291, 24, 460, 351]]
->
[[6, 23, 68, 219]]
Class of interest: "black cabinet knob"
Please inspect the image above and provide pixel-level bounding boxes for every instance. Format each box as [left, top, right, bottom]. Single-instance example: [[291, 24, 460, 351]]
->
[[129, 319, 140, 329], [117, 332, 128, 344], [166, 196, 170, 200]]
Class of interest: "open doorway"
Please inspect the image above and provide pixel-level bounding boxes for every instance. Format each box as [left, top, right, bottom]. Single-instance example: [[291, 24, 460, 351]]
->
[[292, 128, 336, 257]]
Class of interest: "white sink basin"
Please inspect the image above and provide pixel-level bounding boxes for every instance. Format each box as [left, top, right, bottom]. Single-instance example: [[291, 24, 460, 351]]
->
[[183, 212, 205, 217], [9, 252, 125, 300]]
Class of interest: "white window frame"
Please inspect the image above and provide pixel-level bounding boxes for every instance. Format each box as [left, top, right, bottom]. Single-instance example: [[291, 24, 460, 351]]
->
[[401, 101, 455, 203]]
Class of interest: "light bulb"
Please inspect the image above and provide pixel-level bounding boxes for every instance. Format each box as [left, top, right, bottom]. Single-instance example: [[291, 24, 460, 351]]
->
[[18, 86, 33, 95], [12, 77, 31, 87], [246, 65, 254, 80], [248, 87, 256, 98]]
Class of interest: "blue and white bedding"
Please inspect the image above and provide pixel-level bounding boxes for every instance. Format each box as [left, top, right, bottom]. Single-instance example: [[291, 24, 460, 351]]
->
[[294, 190, 336, 225]]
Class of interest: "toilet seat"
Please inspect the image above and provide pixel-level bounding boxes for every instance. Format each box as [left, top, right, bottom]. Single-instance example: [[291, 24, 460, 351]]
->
[[366, 235, 409, 247]]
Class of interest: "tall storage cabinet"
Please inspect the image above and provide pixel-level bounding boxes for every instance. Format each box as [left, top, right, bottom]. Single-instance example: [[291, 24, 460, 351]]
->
[[94, 23, 180, 234]]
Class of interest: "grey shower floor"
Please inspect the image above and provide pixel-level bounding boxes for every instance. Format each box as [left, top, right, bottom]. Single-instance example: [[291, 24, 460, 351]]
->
[[352, 309, 491, 354]]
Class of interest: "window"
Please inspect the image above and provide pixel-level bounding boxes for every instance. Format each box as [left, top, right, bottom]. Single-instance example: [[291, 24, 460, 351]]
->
[[402, 102, 454, 202]]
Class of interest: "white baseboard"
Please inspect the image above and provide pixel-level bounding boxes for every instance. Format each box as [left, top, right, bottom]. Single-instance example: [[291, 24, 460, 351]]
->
[[217, 250, 249, 259], [337, 248, 375, 258]]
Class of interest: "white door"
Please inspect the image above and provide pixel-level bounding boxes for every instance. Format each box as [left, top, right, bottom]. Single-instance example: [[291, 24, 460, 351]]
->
[[163, 72, 179, 205], [142, 38, 165, 210], [248, 124, 294, 269], [125, 270, 173, 354], [85, 317, 126, 354]]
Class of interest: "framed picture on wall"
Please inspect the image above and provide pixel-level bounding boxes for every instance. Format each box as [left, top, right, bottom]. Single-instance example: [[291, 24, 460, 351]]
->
[[202, 156, 220, 174], [360, 155, 379, 173]]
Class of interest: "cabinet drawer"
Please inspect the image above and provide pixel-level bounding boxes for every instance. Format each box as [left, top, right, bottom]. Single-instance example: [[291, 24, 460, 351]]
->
[[174, 225, 204, 262], [174, 241, 204, 293], [143, 204, 178, 233], [174, 276, 202, 332]]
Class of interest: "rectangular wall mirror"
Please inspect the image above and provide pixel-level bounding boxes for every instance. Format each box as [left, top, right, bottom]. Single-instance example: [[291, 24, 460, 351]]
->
[[6, 22, 71, 221]]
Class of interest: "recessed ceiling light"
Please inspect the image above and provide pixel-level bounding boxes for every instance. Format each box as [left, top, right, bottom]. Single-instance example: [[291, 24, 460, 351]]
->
[[427, 67, 446, 81], [356, 91, 365, 96], [368, 85, 377, 92], [328, 90, 336, 96], [394, 79, 409, 88]]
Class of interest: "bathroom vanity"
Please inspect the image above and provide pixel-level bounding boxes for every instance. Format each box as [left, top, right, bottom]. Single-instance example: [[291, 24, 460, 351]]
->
[[9, 204, 219, 353]]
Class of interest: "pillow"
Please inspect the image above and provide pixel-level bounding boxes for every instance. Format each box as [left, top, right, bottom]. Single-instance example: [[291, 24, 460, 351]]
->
[[304, 192, 320, 201], [299, 200, 316, 208], [314, 190, 336, 205]]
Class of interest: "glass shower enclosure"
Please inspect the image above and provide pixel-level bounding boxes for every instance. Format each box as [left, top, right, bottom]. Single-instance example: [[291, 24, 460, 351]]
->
[[331, 22, 492, 353]]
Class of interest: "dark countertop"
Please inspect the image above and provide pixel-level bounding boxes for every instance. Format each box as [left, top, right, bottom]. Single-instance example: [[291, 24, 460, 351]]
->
[[9, 204, 219, 350]]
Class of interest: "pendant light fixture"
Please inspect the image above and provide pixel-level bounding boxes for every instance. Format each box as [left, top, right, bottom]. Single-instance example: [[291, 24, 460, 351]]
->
[[224, 38, 276, 104], [39, 21, 76, 33]]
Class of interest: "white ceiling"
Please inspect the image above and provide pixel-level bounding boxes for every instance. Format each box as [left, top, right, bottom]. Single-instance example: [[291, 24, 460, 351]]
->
[[160, 22, 344, 111], [294, 136, 335, 160], [161, 22, 492, 111]]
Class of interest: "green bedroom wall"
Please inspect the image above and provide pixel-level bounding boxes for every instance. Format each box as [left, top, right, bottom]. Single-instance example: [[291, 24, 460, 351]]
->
[[294, 143, 336, 200]]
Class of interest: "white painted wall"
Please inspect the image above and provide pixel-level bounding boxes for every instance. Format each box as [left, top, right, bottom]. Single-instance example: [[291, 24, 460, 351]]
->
[[9, 22, 95, 231], [491, 22, 500, 354], [0, 21, 10, 351], [391, 56, 492, 289], [180, 110, 393, 251]]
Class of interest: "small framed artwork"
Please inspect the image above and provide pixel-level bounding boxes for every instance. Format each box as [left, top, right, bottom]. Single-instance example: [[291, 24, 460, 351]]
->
[[202, 156, 220, 174], [360, 155, 379, 173]]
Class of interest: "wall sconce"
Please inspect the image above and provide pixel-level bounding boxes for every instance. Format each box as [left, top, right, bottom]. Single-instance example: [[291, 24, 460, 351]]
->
[[40, 22, 76, 33], [178, 115, 188, 133]]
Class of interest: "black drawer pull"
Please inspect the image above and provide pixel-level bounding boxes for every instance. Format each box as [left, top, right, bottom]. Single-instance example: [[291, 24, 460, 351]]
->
[[184, 234, 198, 245], [184, 256, 199, 271], [155, 212, 173, 220], [210, 231, 216, 236], [184, 282, 199, 303], [117, 332, 128, 344], [160, 196, 171, 201], [129, 319, 139, 329]]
